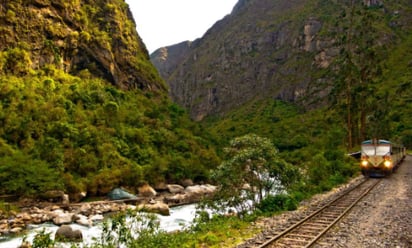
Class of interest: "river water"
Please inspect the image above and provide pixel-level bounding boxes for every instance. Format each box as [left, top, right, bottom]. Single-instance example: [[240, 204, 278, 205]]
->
[[0, 203, 198, 248]]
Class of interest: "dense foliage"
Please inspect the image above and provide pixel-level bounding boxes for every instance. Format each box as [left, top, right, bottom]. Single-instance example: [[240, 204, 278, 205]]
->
[[207, 134, 299, 215], [204, 99, 359, 197], [0, 66, 219, 197]]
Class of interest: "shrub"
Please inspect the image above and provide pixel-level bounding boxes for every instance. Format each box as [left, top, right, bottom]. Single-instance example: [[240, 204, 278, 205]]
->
[[257, 194, 298, 214]]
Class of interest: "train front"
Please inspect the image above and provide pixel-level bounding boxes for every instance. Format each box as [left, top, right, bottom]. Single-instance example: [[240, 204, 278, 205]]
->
[[360, 140, 394, 177]]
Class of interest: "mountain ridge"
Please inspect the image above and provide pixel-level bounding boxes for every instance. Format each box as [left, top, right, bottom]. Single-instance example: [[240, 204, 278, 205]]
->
[[151, 0, 410, 121]]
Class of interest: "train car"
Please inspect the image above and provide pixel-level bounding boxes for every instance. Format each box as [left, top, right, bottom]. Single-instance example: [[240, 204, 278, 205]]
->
[[360, 139, 405, 177]]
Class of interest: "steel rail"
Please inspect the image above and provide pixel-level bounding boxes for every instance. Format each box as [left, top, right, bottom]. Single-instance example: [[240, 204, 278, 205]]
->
[[256, 178, 380, 248]]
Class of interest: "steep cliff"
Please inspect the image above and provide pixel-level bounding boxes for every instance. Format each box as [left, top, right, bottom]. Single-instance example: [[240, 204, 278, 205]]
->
[[151, 0, 411, 120], [0, 0, 165, 91]]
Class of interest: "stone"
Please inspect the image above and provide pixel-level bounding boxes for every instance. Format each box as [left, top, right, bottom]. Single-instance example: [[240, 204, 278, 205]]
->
[[108, 188, 137, 200], [138, 202, 170, 216], [138, 184, 157, 197], [185, 184, 216, 195], [180, 179, 194, 187], [55, 225, 83, 242], [164, 194, 187, 205], [52, 212, 73, 225], [154, 182, 168, 191], [79, 203, 92, 215], [10, 227, 23, 234], [89, 214, 104, 222], [73, 214, 92, 227], [62, 194, 70, 205], [167, 184, 185, 194]]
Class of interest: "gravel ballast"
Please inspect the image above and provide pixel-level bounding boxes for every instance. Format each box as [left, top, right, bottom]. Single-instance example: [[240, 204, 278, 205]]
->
[[237, 155, 412, 248]]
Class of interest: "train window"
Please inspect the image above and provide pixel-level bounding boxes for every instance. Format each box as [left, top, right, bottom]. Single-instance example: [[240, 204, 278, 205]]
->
[[376, 145, 390, 155], [361, 145, 376, 155], [361, 144, 391, 156]]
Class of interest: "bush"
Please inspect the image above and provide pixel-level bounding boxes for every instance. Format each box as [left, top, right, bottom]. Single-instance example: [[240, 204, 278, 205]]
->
[[256, 194, 298, 214], [0, 152, 63, 196]]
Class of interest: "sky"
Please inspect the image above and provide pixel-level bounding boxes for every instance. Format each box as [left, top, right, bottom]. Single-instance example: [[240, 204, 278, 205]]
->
[[126, 0, 238, 53]]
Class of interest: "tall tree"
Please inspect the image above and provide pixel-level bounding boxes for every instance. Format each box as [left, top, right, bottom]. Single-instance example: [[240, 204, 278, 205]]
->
[[332, 1, 386, 149]]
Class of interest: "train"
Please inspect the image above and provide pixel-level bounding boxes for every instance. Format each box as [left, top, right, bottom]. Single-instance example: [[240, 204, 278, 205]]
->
[[360, 139, 406, 177]]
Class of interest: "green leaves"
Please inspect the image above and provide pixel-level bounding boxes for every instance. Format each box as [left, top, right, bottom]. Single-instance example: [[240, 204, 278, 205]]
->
[[0, 67, 218, 197], [0, 152, 63, 196], [210, 134, 299, 215]]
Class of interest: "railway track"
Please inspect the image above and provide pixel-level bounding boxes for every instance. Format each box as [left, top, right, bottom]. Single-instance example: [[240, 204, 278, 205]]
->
[[248, 178, 381, 248]]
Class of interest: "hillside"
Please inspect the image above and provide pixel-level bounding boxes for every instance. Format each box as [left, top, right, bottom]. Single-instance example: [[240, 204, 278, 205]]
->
[[151, 0, 412, 149], [0, 0, 219, 200]]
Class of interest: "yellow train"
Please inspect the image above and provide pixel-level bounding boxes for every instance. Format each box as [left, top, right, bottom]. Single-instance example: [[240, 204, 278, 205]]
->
[[360, 139, 406, 177]]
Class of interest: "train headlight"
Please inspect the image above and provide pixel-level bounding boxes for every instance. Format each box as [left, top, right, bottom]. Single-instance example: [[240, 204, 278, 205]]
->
[[361, 160, 368, 167], [384, 160, 392, 168]]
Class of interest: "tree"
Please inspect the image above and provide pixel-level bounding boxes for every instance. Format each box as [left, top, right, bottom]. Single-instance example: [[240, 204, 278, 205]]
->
[[331, 1, 386, 149], [208, 134, 298, 215]]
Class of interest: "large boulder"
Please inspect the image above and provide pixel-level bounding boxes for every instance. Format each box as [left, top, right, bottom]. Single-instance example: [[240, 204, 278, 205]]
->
[[167, 184, 185, 194], [138, 201, 170, 216], [55, 225, 83, 242], [154, 182, 168, 191], [73, 214, 92, 227], [185, 184, 217, 195], [164, 194, 187, 205], [107, 188, 137, 200], [52, 212, 74, 225], [180, 179, 194, 187], [138, 184, 157, 197]]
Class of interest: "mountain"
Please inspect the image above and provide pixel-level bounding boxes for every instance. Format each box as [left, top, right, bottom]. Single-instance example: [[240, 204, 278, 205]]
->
[[151, 0, 412, 121], [0, 0, 165, 91], [0, 0, 219, 199]]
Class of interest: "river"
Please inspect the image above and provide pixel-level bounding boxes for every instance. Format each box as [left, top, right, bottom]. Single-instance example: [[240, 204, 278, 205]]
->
[[0, 203, 198, 248]]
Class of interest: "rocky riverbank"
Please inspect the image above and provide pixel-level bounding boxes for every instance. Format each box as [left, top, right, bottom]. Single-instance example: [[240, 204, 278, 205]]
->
[[0, 183, 217, 239]]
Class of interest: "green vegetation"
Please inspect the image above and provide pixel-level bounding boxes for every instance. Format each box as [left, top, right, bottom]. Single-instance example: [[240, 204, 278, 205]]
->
[[83, 210, 256, 248], [0, 65, 219, 198], [204, 99, 359, 197], [2, 0, 412, 247], [207, 134, 299, 215]]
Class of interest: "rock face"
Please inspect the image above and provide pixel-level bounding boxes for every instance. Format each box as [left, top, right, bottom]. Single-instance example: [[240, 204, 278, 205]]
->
[[0, 0, 165, 91], [151, 0, 410, 120], [149, 0, 332, 120], [150, 41, 194, 81]]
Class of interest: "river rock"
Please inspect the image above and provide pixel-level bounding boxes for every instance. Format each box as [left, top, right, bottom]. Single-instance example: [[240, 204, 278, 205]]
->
[[16, 212, 32, 222], [62, 194, 70, 205], [10, 227, 23, 233], [167, 184, 185, 194], [138, 184, 157, 197], [89, 214, 104, 222], [185, 184, 217, 195], [180, 179, 194, 187], [55, 225, 83, 242], [138, 201, 170, 216], [53, 212, 73, 225], [73, 214, 92, 227], [71, 191, 87, 203], [164, 194, 187, 205], [154, 182, 168, 191], [78, 203, 92, 215]]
